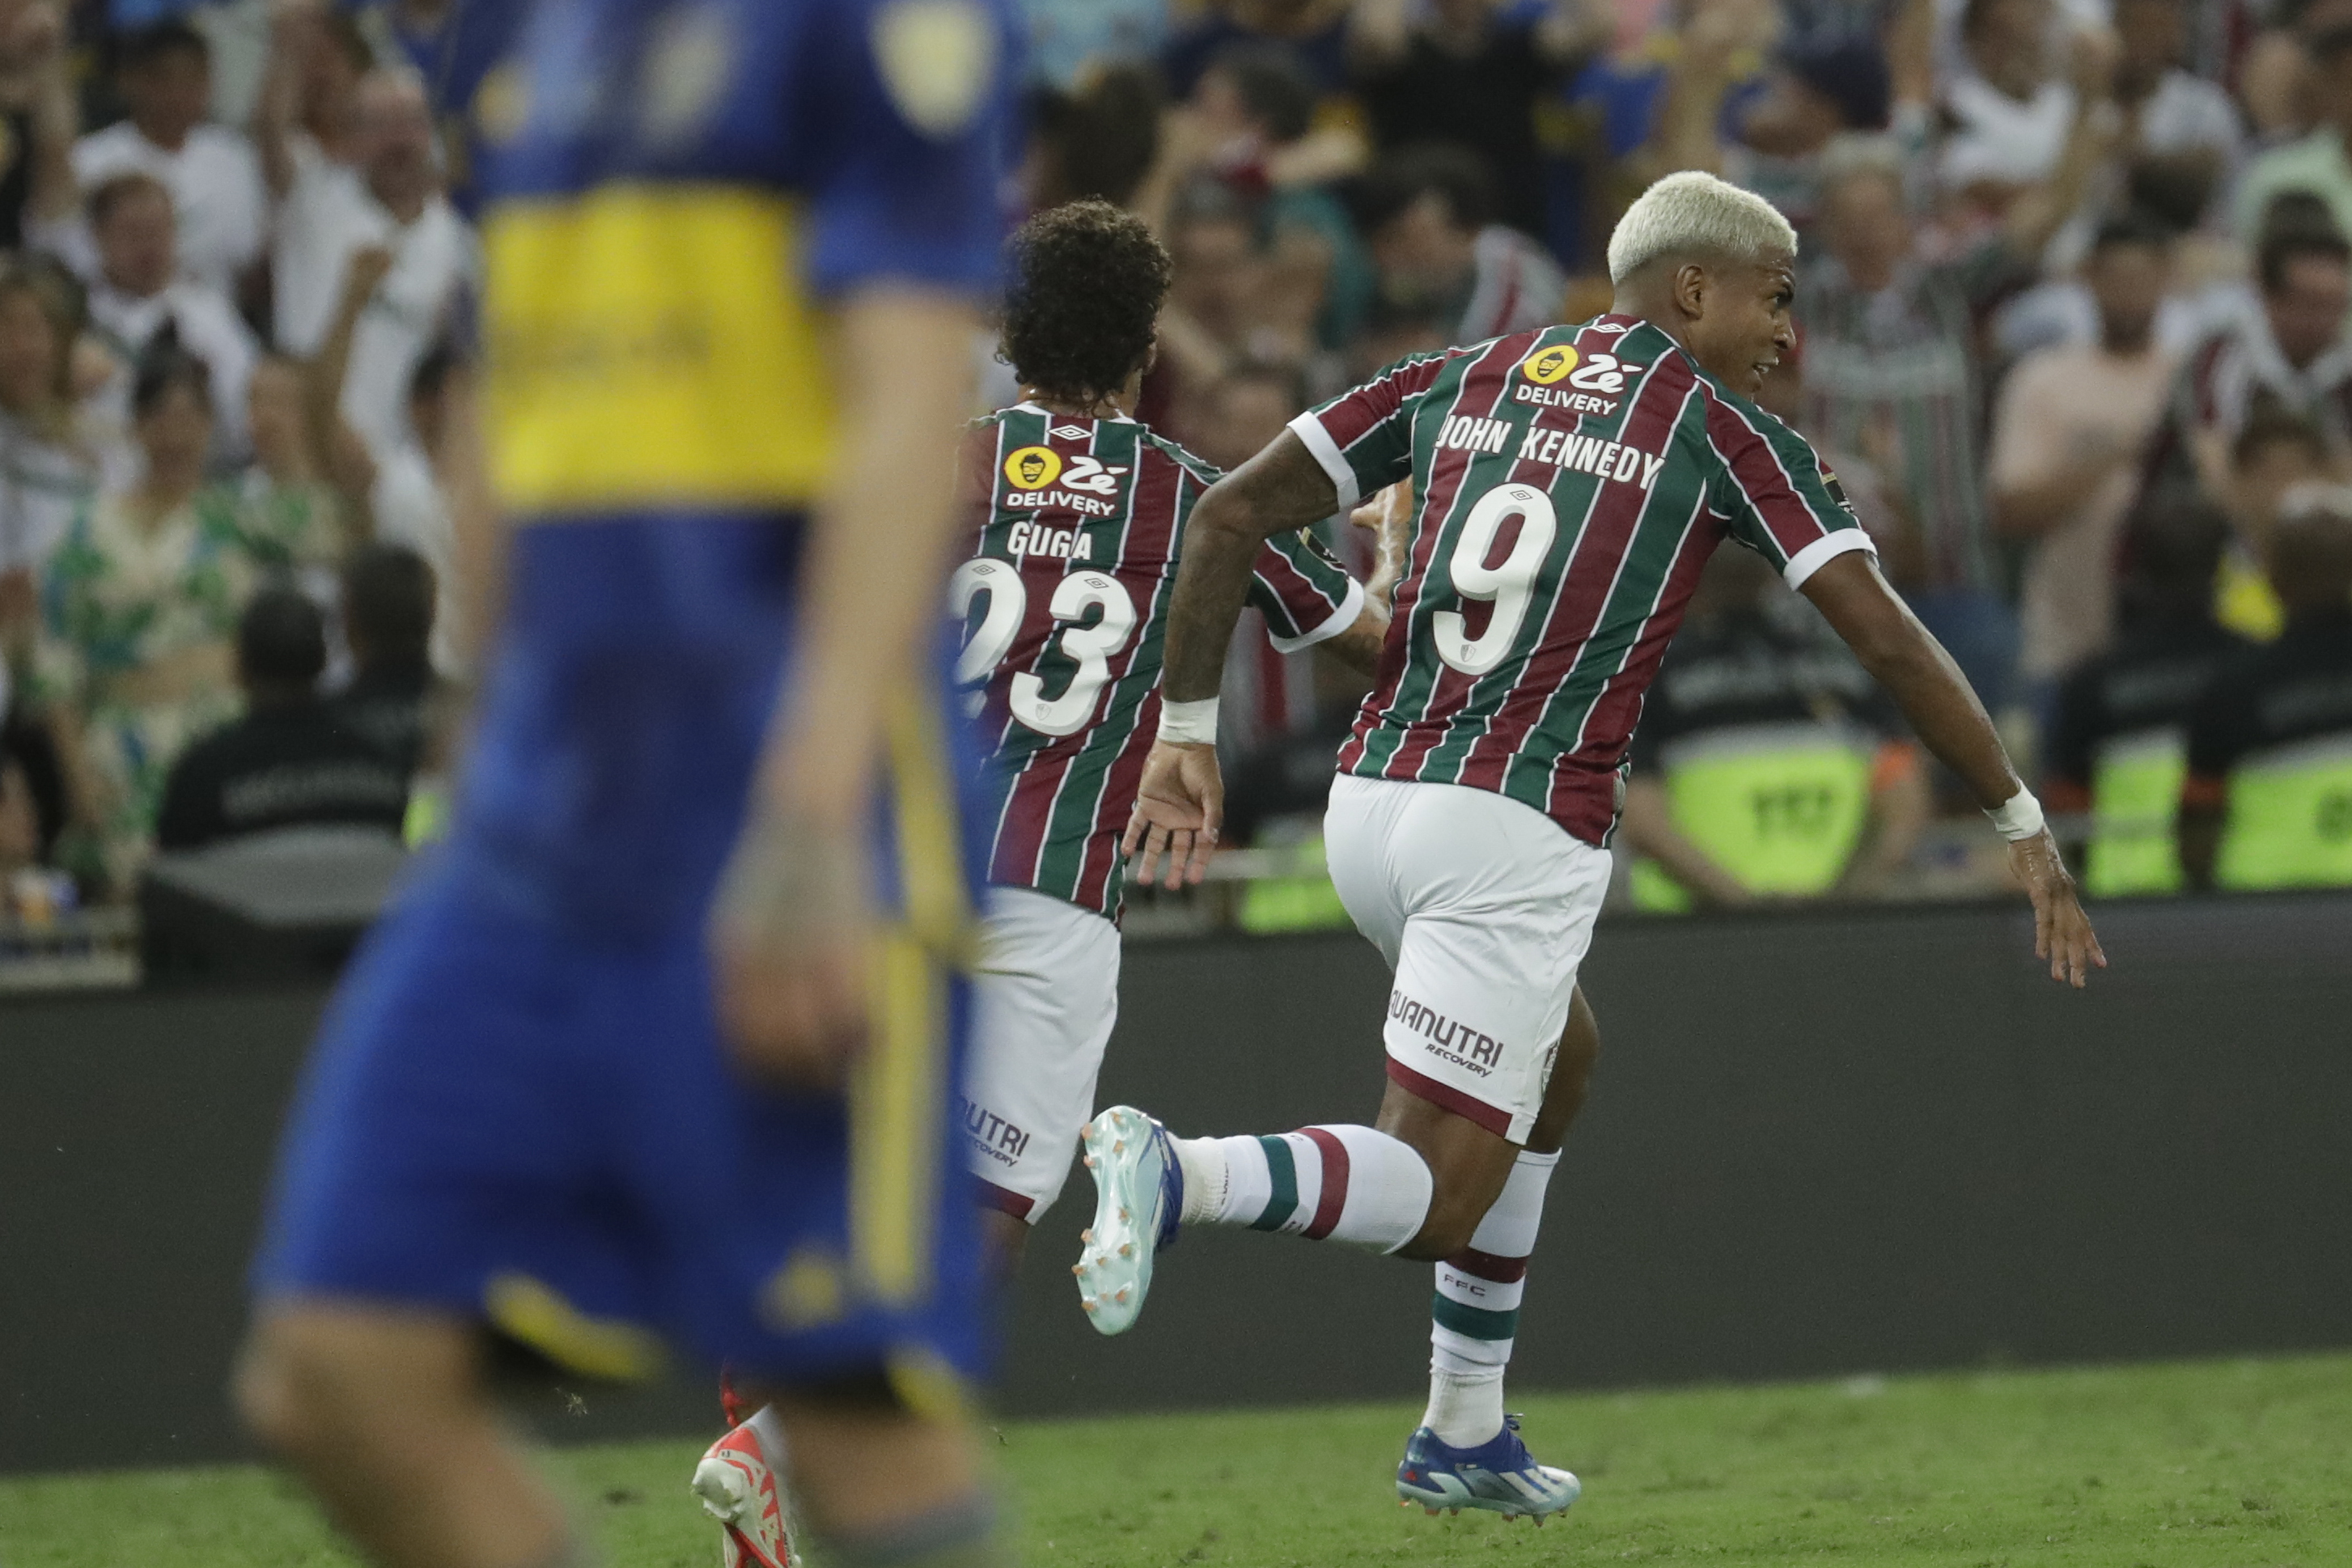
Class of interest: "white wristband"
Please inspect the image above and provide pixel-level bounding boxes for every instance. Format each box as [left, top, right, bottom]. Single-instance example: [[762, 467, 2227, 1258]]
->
[[1157, 696, 1220, 747], [1985, 786, 2045, 841]]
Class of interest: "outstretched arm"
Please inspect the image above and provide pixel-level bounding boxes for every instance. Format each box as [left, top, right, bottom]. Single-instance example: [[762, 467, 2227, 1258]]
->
[[1123, 432, 1338, 886], [307, 245, 392, 537], [1801, 551, 2105, 985], [710, 288, 980, 1081]]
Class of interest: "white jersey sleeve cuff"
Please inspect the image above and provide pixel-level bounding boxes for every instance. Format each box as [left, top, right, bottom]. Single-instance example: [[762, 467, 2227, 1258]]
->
[[1782, 529, 1878, 591], [1268, 575, 1367, 655], [1286, 412, 1361, 515]]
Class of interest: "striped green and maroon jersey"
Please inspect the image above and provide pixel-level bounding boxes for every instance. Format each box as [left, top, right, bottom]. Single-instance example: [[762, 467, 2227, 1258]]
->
[[956, 404, 1363, 917], [1290, 314, 1875, 846]]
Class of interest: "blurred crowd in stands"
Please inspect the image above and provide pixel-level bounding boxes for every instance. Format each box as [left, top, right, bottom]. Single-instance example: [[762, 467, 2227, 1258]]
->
[[3, 0, 2352, 957], [0, 0, 473, 932], [1018, 0, 2352, 917]]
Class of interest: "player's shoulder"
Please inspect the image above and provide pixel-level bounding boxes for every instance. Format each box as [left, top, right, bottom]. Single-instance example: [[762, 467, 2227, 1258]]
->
[[1129, 422, 1223, 486], [1679, 359, 1805, 452]]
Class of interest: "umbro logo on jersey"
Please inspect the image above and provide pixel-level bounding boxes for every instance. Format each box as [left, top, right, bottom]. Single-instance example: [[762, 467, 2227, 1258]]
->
[[1049, 424, 1091, 440]]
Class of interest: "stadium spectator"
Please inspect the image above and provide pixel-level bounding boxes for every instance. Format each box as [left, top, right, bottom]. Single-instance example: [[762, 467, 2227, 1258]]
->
[[1163, 44, 1372, 348], [1154, 180, 1283, 413], [1989, 215, 2180, 692], [0, 0, 79, 251], [1348, 0, 1607, 242], [2215, 412, 2335, 642], [329, 541, 436, 777], [1937, 0, 2086, 207], [2233, 22, 2352, 247], [269, 65, 477, 464], [299, 244, 457, 665], [1725, 34, 1897, 234], [1189, 39, 1366, 193], [1797, 114, 2104, 715], [1161, 0, 1356, 99], [1355, 144, 1566, 347], [2043, 499, 2245, 896], [1, 699, 69, 918], [2136, 218, 2352, 513], [1621, 547, 1930, 908], [1023, 61, 1165, 211], [232, 352, 358, 582], [81, 172, 256, 469], [1627, 0, 1901, 239], [254, 0, 375, 183], [1186, 358, 1306, 473], [28, 352, 255, 892], [154, 587, 406, 851], [69, 22, 268, 299], [2108, 0, 2243, 222], [2179, 485, 2352, 889], [333, 0, 532, 210], [0, 257, 94, 653]]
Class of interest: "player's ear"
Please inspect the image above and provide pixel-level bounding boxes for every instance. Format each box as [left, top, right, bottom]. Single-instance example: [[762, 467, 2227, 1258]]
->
[[1673, 261, 1708, 321]]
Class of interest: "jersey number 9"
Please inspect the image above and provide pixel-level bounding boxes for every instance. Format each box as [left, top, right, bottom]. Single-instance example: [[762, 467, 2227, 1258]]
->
[[1434, 484, 1557, 677]]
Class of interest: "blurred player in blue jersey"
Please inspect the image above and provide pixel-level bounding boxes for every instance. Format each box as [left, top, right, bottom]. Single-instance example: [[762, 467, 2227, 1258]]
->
[[232, 5, 1018, 1568]]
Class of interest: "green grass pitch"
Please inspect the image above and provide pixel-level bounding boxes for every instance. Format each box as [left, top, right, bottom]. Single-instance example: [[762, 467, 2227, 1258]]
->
[[4, 1354, 2346, 1566]]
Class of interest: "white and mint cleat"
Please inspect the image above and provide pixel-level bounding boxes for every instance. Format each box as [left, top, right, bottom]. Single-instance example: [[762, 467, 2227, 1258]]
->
[[1396, 1416, 1581, 1522], [1071, 1106, 1181, 1335]]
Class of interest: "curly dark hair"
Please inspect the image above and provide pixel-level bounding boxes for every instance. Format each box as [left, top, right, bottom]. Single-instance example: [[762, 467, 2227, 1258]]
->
[[1000, 200, 1172, 405]]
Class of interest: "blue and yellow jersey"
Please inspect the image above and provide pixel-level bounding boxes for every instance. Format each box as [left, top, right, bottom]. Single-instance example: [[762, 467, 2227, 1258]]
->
[[443, 0, 1015, 939], [474, 0, 1015, 523]]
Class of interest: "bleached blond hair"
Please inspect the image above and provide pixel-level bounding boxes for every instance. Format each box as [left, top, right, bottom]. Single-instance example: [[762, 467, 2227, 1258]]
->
[[1605, 170, 1799, 285]]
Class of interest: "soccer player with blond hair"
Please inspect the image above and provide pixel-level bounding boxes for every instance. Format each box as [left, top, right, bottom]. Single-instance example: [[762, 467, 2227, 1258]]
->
[[1081, 171, 2106, 1520]]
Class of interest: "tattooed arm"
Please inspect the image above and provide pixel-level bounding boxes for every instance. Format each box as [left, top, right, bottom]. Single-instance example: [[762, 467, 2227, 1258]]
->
[[1124, 433, 1340, 885]]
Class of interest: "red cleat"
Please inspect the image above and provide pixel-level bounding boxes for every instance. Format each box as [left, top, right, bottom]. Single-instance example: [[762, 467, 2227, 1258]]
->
[[692, 1420, 793, 1568]]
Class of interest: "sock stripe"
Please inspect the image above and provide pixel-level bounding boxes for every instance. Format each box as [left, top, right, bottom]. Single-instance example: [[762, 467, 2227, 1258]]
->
[[1249, 1135, 1298, 1231], [1436, 1267, 1524, 1314], [1432, 1293, 1519, 1342], [1449, 1246, 1530, 1284], [1298, 1127, 1350, 1240]]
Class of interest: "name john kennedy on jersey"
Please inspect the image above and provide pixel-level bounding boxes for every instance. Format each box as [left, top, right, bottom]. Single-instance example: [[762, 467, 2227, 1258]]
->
[[1389, 989, 1505, 1075], [1434, 413, 1668, 491]]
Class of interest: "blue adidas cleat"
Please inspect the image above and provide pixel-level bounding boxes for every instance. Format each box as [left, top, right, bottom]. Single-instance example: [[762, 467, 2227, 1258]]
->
[[1396, 1415, 1582, 1521], [1072, 1106, 1181, 1335]]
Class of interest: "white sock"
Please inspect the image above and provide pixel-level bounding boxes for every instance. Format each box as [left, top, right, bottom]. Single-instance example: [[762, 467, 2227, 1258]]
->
[[1169, 1126, 1431, 1252], [748, 1404, 789, 1466], [1425, 1146, 1557, 1447]]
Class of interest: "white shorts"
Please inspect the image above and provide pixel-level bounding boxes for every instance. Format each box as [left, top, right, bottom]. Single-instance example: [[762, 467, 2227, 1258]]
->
[[1324, 773, 1611, 1143], [963, 885, 1121, 1222]]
